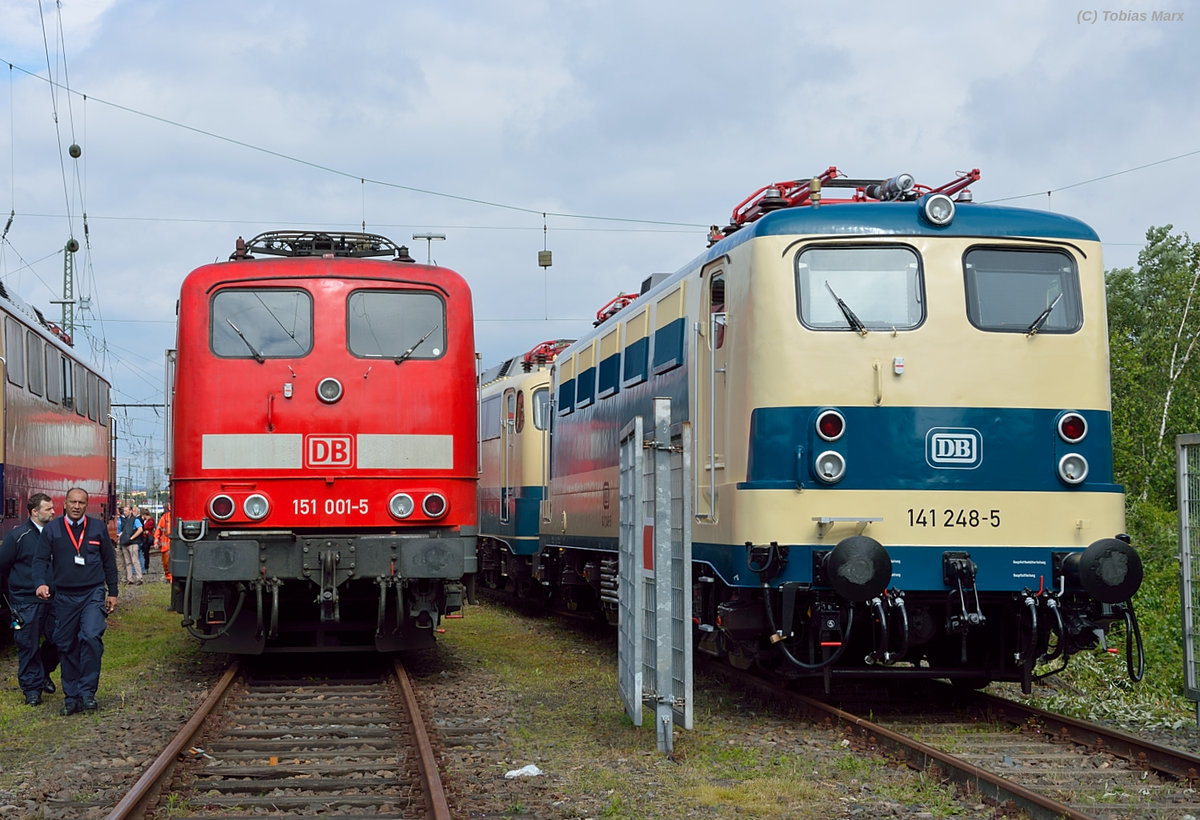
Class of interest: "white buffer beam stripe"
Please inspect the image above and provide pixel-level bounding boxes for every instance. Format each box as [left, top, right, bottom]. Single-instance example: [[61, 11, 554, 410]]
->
[[201, 433, 453, 470]]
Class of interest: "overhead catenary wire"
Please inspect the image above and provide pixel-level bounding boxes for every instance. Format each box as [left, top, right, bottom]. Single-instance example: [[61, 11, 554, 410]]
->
[[3, 39, 1198, 499], [1, 58, 704, 230], [7, 55, 1193, 241], [983, 149, 1200, 205]]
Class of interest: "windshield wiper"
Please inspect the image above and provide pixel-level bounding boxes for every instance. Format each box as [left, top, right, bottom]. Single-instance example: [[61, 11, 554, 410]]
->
[[226, 318, 265, 363], [394, 324, 439, 365], [825, 281, 868, 336], [1026, 292, 1063, 336]]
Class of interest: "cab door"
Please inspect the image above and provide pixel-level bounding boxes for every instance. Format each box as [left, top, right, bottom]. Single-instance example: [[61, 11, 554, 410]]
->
[[500, 388, 516, 523], [695, 263, 728, 522]]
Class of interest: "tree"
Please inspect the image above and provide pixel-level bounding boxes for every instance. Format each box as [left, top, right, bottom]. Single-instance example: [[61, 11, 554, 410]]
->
[[1107, 225, 1200, 507]]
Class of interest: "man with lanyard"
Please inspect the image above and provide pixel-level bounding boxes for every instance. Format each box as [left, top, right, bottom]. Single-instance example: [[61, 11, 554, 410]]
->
[[0, 493, 60, 705], [34, 487, 118, 715]]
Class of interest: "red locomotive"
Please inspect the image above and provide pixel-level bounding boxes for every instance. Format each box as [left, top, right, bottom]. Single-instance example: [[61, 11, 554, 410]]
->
[[166, 231, 478, 653]]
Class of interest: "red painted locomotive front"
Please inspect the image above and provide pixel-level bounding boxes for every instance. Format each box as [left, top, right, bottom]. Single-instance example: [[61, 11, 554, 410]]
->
[[171, 259, 477, 530], [168, 238, 478, 653]]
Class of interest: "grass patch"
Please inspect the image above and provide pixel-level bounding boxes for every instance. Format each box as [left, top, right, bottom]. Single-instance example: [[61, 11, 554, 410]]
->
[[0, 583, 191, 779], [442, 601, 965, 819]]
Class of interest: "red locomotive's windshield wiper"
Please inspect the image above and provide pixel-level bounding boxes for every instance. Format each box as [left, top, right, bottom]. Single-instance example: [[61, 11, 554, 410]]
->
[[226, 318, 265, 363], [394, 324, 439, 365]]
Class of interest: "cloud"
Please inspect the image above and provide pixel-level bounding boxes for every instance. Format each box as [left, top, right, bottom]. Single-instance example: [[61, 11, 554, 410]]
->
[[0, 0, 1194, 484]]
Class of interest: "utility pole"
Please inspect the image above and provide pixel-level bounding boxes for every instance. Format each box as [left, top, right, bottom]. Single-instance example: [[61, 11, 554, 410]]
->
[[50, 238, 80, 340]]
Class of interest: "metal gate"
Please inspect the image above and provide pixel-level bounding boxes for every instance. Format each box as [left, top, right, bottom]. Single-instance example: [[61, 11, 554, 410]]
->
[[617, 398, 693, 753]]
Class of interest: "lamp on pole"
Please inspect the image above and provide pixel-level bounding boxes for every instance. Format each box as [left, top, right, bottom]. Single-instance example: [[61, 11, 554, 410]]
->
[[412, 232, 446, 264]]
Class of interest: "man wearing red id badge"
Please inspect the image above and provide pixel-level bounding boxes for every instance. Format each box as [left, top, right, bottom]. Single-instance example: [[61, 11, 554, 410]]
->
[[33, 487, 119, 715]]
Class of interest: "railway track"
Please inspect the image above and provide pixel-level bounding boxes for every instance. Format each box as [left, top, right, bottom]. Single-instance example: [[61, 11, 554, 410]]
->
[[103, 657, 452, 820], [708, 665, 1200, 819]]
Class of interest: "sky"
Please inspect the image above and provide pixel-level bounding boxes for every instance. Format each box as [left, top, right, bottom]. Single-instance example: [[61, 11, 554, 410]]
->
[[0, 0, 1197, 494]]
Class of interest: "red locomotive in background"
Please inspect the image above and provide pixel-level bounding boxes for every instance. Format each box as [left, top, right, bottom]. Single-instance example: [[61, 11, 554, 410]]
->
[[166, 231, 478, 653], [0, 287, 114, 631]]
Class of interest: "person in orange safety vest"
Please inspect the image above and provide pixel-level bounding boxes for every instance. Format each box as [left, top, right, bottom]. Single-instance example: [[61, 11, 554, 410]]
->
[[155, 503, 172, 583]]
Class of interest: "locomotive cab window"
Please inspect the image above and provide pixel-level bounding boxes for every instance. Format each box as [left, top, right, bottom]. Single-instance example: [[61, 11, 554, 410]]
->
[[795, 246, 923, 331], [532, 387, 550, 431], [348, 290, 445, 360], [211, 288, 313, 358], [963, 248, 1082, 334]]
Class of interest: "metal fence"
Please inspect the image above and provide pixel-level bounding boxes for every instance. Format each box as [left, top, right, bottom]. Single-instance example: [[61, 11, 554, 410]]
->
[[617, 398, 693, 754], [1176, 434, 1200, 718]]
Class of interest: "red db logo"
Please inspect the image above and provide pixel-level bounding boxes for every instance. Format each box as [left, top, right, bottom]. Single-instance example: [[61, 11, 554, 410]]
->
[[305, 435, 353, 467]]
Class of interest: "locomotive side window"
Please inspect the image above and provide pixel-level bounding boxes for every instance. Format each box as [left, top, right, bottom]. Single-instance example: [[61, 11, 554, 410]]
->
[[45, 346, 61, 404], [61, 355, 73, 408], [795, 246, 923, 331], [98, 380, 110, 427], [88, 371, 100, 421], [26, 331, 44, 397], [963, 248, 1082, 334], [481, 394, 502, 440], [4, 317, 25, 387], [708, 270, 726, 349], [532, 387, 550, 431], [74, 362, 87, 417], [211, 289, 313, 358], [348, 290, 445, 359]]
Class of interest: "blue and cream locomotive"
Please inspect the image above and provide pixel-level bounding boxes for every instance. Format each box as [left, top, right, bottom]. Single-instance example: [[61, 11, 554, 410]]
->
[[481, 168, 1143, 690]]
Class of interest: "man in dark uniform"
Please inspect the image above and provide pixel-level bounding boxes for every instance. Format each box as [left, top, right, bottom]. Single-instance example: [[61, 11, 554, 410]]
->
[[34, 487, 118, 715], [0, 493, 60, 705]]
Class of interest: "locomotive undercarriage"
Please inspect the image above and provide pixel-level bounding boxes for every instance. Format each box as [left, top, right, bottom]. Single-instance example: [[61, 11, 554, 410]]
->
[[169, 526, 475, 653], [696, 583, 1133, 693], [485, 535, 1143, 692]]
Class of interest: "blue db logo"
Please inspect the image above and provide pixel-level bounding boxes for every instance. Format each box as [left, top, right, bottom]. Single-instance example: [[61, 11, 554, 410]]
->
[[926, 428, 982, 469]]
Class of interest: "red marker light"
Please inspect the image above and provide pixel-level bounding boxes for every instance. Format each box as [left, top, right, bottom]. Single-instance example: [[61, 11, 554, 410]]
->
[[816, 410, 845, 442], [1059, 413, 1087, 443]]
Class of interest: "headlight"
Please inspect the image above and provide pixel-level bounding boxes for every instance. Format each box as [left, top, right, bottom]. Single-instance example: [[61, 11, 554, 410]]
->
[[389, 492, 415, 519], [921, 193, 955, 226], [317, 377, 343, 403], [814, 451, 846, 484], [243, 494, 270, 520], [1058, 453, 1089, 485]]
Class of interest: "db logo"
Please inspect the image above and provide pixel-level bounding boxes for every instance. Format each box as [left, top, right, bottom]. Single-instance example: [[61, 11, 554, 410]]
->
[[925, 428, 982, 470], [305, 435, 354, 467]]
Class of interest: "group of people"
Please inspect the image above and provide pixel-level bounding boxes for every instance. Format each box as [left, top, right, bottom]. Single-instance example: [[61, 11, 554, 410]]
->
[[0, 490, 171, 715], [109, 504, 172, 585]]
